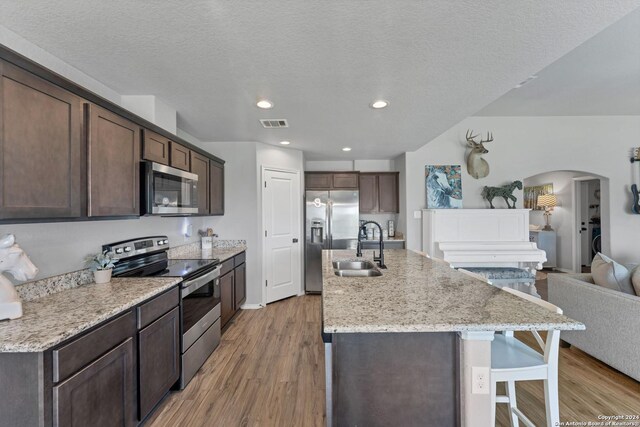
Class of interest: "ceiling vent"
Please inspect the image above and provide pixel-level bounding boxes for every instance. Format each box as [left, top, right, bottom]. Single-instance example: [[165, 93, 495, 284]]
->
[[260, 119, 289, 128]]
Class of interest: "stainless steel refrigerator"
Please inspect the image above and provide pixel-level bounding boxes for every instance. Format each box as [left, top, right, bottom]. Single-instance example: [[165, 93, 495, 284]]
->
[[305, 190, 359, 293]]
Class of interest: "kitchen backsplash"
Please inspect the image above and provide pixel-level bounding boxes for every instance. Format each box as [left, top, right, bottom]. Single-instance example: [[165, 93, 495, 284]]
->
[[14, 239, 246, 301]]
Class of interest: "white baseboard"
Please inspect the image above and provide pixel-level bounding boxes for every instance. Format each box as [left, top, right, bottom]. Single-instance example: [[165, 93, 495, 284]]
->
[[240, 303, 264, 310]]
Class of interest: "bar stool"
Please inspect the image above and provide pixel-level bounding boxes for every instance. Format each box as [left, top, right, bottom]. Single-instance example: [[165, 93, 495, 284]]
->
[[491, 287, 562, 427]]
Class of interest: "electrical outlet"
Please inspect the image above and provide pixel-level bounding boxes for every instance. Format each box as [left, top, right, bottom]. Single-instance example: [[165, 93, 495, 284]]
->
[[413, 210, 422, 219], [471, 367, 490, 394]]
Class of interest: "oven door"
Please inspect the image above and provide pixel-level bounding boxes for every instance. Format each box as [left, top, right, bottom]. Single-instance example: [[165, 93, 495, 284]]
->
[[143, 161, 199, 215], [181, 266, 221, 352]]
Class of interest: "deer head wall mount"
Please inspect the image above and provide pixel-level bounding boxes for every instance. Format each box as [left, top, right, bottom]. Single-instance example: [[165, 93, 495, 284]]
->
[[465, 129, 493, 179]]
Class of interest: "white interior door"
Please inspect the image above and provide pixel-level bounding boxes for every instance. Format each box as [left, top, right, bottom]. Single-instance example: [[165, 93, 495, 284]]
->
[[264, 168, 301, 304]]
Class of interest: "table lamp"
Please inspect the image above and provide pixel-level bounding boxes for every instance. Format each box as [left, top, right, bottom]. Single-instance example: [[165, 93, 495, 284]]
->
[[537, 194, 557, 231]]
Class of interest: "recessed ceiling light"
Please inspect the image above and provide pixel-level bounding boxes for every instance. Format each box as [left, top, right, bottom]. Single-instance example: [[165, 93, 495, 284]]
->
[[342, 147, 352, 152], [256, 99, 274, 109], [370, 100, 389, 109], [280, 141, 291, 145]]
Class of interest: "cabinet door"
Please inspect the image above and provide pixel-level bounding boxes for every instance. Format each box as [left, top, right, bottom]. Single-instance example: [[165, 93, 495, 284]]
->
[[333, 173, 359, 189], [53, 338, 135, 427], [0, 60, 83, 219], [220, 270, 235, 328], [209, 160, 224, 215], [305, 173, 332, 190], [88, 104, 140, 217], [170, 142, 190, 171], [142, 130, 170, 165], [359, 174, 378, 213], [138, 307, 180, 420], [378, 173, 399, 213], [190, 152, 209, 214], [234, 262, 246, 310]]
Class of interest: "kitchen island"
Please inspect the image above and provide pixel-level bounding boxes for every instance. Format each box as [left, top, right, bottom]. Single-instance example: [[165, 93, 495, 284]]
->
[[322, 249, 584, 427]]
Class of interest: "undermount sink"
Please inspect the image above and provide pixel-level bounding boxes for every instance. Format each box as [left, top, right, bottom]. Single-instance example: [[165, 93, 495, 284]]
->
[[332, 261, 376, 270], [334, 269, 383, 277], [332, 260, 382, 277]]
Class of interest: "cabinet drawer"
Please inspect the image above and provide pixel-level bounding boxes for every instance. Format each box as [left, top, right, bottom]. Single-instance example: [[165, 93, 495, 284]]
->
[[220, 258, 234, 276], [333, 173, 359, 189], [53, 310, 135, 383], [234, 251, 246, 267], [137, 287, 179, 330]]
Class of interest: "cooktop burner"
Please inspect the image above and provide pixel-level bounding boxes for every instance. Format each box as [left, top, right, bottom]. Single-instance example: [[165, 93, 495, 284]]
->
[[160, 259, 220, 278]]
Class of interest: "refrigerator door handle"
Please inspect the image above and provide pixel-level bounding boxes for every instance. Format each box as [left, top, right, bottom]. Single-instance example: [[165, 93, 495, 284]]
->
[[327, 200, 332, 249]]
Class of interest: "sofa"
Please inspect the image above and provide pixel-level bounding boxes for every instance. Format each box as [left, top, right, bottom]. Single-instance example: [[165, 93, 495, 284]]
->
[[548, 273, 640, 381]]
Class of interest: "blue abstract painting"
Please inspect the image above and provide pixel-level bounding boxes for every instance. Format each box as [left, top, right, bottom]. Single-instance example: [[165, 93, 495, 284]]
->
[[425, 165, 463, 209]]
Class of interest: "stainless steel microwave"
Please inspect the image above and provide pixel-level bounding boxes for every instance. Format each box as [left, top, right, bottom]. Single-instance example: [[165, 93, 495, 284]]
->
[[142, 161, 199, 215]]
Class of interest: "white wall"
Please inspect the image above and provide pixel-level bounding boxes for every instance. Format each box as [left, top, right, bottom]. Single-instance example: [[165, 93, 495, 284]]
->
[[0, 216, 210, 281], [524, 171, 590, 271], [121, 95, 177, 134], [304, 159, 395, 172], [403, 116, 640, 265]]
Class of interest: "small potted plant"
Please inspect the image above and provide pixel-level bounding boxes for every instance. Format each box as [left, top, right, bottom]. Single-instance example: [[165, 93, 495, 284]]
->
[[85, 250, 118, 284]]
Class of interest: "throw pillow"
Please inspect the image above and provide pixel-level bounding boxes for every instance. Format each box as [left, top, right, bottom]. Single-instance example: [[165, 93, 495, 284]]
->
[[631, 266, 640, 296], [591, 253, 635, 295]]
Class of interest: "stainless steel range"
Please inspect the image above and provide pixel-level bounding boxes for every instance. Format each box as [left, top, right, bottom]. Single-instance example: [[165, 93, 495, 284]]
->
[[104, 236, 221, 389]]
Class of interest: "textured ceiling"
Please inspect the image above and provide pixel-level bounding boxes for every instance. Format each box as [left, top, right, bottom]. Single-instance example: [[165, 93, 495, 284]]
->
[[1, 1, 639, 159], [477, 7, 640, 116]]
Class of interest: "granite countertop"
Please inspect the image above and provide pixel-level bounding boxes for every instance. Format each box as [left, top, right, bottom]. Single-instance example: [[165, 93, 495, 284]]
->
[[322, 249, 585, 334], [0, 277, 181, 353], [169, 245, 247, 262]]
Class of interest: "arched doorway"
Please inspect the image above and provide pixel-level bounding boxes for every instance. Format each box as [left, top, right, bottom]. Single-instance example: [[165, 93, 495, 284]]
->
[[523, 170, 610, 273]]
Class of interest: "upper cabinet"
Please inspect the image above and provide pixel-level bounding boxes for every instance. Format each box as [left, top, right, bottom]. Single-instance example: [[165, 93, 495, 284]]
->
[[142, 130, 170, 165], [305, 172, 359, 190], [190, 151, 210, 214], [209, 160, 225, 215], [0, 60, 84, 219], [359, 172, 399, 213], [0, 50, 225, 222], [87, 104, 141, 217], [170, 142, 190, 171]]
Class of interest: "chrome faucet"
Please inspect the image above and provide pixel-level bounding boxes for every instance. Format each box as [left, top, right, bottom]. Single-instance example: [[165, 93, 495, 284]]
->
[[356, 221, 386, 269]]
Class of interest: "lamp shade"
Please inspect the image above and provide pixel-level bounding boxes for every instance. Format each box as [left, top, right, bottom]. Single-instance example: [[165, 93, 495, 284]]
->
[[537, 194, 557, 208]]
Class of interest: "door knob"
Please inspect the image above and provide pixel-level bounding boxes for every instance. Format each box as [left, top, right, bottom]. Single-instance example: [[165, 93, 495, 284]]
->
[[293, 238, 299, 243]]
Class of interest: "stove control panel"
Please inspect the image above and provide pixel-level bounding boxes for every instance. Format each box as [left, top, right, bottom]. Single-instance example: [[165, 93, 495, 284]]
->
[[103, 236, 170, 259]]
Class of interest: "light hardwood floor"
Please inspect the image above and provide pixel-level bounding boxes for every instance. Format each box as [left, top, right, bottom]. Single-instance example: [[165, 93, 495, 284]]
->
[[147, 294, 639, 427]]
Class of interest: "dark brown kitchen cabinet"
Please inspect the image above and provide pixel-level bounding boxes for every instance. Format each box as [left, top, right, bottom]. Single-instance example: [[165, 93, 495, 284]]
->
[[305, 173, 333, 190], [170, 142, 190, 171], [87, 104, 141, 217], [53, 338, 135, 427], [138, 307, 180, 420], [209, 160, 224, 215], [359, 172, 399, 213], [377, 173, 399, 213], [142, 130, 170, 165], [190, 152, 210, 214], [0, 60, 84, 219], [234, 259, 246, 310], [358, 174, 378, 213], [332, 173, 359, 189], [220, 269, 235, 328]]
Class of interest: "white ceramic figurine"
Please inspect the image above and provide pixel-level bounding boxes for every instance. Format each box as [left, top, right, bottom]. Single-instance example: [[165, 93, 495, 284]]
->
[[0, 234, 38, 320]]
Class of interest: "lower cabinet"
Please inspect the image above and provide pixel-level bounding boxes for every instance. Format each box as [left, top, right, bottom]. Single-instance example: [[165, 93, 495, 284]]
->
[[220, 269, 235, 327], [0, 286, 182, 427], [53, 338, 135, 427], [220, 251, 247, 330], [138, 307, 180, 420]]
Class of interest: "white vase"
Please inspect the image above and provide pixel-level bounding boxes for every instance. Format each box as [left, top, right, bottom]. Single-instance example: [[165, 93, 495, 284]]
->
[[94, 269, 112, 284]]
